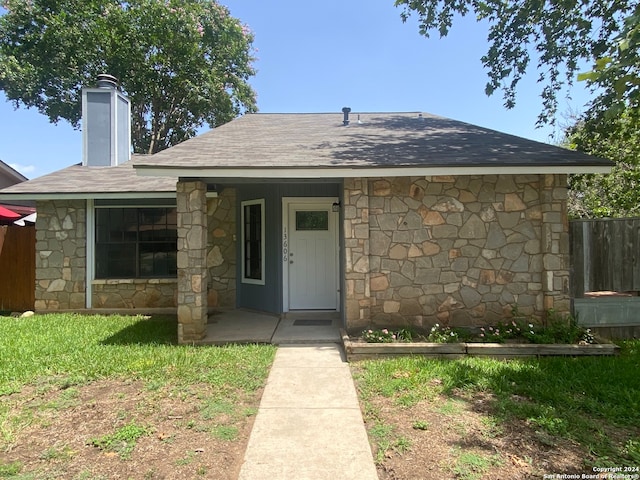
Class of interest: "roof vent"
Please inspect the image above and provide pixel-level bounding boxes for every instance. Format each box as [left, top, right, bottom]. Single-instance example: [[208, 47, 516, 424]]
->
[[342, 107, 351, 126]]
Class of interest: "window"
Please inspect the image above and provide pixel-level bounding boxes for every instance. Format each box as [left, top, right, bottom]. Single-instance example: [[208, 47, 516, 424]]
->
[[241, 199, 265, 285], [95, 206, 177, 278], [295, 211, 329, 231]]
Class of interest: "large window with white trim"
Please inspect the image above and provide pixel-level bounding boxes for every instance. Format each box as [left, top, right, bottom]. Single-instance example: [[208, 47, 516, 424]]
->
[[95, 202, 177, 279], [241, 199, 265, 285]]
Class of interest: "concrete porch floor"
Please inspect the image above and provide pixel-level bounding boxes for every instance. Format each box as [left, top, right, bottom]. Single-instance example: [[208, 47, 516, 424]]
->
[[201, 309, 343, 345]]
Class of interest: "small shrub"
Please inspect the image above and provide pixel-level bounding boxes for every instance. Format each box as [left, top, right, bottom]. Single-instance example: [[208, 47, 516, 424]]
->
[[478, 321, 530, 343], [362, 329, 396, 343], [427, 324, 462, 343]]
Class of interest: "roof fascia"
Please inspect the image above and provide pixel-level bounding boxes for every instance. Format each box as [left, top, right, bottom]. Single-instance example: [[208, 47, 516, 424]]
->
[[0, 161, 28, 183], [135, 165, 612, 179], [0, 191, 185, 201]]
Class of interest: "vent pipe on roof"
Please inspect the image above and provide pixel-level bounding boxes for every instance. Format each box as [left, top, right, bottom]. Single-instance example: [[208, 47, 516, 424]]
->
[[342, 107, 351, 126]]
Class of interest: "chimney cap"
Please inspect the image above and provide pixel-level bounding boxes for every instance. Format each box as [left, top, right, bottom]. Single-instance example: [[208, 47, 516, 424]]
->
[[96, 74, 119, 89]]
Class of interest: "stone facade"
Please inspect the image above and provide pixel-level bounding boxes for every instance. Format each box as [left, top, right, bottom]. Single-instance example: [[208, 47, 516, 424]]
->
[[92, 279, 177, 308], [34, 200, 86, 310], [206, 187, 236, 309], [176, 180, 208, 343], [343, 175, 570, 331]]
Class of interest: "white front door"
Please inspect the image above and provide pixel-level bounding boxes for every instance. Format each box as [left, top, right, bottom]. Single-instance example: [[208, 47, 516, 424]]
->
[[284, 199, 338, 310]]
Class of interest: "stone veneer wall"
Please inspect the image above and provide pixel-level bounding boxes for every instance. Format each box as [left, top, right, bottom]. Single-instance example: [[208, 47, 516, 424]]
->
[[206, 187, 236, 309], [343, 175, 570, 331], [34, 200, 86, 310], [92, 279, 177, 308]]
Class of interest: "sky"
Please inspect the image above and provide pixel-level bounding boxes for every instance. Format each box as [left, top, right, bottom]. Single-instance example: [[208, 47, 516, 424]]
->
[[0, 0, 595, 180]]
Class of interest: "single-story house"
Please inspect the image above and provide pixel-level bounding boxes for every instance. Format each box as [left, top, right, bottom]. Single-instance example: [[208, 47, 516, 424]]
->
[[0, 80, 612, 343]]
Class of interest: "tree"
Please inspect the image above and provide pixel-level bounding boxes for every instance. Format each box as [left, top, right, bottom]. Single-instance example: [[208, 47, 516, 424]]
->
[[0, 0, 256, 154], [567, 107, 640, 218], [395, 1, 638, 126]]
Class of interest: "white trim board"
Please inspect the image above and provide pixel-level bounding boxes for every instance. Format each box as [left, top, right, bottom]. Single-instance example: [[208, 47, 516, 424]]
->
[[0, 192, 217, 201], [136, 164, 612, 179], [240, 198, 266, 286]]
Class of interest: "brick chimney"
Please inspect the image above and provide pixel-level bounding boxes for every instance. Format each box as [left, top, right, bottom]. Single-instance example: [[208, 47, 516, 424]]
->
[[81, 74, 131, 166]]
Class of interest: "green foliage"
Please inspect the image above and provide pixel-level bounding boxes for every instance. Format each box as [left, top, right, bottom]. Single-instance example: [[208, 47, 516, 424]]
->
[[0, 313, 276, 394], [395, 0, 637, 125], [427, 323, 464, 343], [368, 422, 411, 463], [90, 422, 150, 459], [579, 5, 640, 120], [567, 107, 640, 218], [451, 450, 502, 480], [362, 327, 416, 343], [411, 420, 429, 430], [0, 461, 22, 477], [0, 0, 257, 154], [362, 328, 396, 343]]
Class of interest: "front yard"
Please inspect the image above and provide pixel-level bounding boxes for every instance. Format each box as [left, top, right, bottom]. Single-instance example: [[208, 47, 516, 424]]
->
[[351, 340, 640, 479], [1, 313, 638, 480], [0, 313, 276, 479]]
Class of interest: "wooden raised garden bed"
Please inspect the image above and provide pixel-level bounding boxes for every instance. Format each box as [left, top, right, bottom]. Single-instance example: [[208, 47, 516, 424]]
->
[[341, 330, 620, 362]]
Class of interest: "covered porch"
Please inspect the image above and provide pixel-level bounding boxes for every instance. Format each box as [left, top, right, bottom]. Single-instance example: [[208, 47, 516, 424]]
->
[[203, 309, 342, 345], [175, 179, 345, 344]]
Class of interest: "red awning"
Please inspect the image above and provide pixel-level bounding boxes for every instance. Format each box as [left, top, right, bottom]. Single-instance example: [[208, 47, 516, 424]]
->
[[0, 206, 21, 220]]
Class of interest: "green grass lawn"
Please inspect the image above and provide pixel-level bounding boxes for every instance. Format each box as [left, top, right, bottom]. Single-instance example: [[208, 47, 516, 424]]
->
[[352, 340, 640, 470], [0, 313, 276, 396]]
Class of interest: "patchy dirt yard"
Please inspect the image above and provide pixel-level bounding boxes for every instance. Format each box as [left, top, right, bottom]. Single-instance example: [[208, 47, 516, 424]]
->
[[0, 378, 260, 479], [2, 363, 637, 480], [363, 390, 588, 479], [353, 381, 640, 480]]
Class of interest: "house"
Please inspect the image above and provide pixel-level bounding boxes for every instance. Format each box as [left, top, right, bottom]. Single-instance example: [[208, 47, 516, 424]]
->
[[0, 80, 612, 343]]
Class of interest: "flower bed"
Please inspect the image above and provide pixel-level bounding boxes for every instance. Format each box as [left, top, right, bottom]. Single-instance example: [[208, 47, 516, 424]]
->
[[342, 330, 619, 361], [343, 310, 620, 361]]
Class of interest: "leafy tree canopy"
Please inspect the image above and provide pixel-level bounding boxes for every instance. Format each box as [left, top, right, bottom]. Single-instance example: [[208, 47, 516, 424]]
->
[[567, 107, 640, 218], [395, 0, 638, 126], [0, 0, 257, 154]]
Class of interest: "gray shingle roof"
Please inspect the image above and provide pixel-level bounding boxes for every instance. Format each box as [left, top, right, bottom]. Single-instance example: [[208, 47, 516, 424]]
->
[[0, 111, 612, 199], [0, 160, 177, 198], [134, 112, 612, 170]]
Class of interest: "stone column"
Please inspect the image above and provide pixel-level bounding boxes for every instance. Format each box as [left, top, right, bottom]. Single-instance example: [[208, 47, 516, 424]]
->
[[539, 174, 570, 315], [343, 178, 370, 331], [177, 180, 208, 343]]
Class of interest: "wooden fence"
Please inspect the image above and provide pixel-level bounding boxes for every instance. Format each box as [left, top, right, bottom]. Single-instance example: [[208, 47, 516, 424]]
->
[[0, 225, 35, 312], [570, 218, 640, 297]]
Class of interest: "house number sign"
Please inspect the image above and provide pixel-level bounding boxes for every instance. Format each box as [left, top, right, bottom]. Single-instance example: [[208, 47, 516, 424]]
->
[[283, 227, 288, 262]]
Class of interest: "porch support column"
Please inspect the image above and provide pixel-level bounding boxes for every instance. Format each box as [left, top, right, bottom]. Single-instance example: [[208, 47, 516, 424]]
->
[[539, 174, 570, 316], [177, 180, 208, 343], [344, 177, 371, 331]]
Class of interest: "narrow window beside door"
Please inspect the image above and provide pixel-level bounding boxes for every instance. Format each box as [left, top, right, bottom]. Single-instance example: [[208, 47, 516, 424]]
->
[[241, 199, 265, 285]]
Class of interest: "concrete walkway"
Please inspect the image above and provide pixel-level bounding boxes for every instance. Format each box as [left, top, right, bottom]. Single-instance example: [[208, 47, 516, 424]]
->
[[238, 344, 379, 480]]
